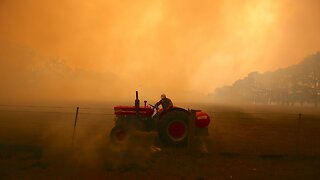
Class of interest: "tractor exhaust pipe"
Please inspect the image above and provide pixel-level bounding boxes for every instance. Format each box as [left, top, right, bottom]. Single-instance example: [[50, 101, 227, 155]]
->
[[135, 91, 140, 113]]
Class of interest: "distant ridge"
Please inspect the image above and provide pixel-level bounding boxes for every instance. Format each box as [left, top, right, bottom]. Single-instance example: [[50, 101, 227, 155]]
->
[[211, 52, 320, 106]]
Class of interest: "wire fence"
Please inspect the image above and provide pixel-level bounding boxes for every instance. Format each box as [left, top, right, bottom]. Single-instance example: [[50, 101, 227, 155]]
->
[[0, 104, 319, 124], [1, 104, 318, 116], [0, 104, 114, 116]]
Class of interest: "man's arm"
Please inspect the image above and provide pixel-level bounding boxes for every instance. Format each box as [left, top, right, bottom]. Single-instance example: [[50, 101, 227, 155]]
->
[[155, 100, 162, 107]]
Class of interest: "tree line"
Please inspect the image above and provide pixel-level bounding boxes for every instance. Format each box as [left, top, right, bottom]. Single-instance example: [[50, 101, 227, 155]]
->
[[212, 52, 320, 107]]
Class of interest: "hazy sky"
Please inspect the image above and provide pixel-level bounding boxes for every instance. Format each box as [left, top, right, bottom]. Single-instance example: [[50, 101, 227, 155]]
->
[[0, 0, 319, 102]]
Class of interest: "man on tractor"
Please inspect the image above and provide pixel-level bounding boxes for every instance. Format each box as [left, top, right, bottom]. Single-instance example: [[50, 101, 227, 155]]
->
[[112, 91, 211, 149], [155, 94, 173, 110]]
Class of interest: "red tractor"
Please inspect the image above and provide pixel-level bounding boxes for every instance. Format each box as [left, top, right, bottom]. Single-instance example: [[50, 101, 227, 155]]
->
[[110, 91, 211, 147]]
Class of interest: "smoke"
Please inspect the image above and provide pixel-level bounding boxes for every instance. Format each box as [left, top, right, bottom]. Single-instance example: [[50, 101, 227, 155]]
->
[[0, 0, 319, 103], [28, 112, 158, 175]]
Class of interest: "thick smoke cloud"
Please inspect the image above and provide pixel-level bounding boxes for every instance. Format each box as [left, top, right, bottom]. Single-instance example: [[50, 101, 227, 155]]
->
[[0, 0, 319, 103]]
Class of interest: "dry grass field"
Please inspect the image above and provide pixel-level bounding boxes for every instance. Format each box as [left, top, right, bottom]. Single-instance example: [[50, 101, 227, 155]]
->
[[0, 103, 319, 179]]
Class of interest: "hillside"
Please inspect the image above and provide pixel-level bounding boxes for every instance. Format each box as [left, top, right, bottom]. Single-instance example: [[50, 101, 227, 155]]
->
[[211, 52, 320, 106]]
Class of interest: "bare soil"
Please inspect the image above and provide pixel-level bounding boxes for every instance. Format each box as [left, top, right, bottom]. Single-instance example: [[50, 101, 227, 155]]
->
[[0, 104, 319, 179]]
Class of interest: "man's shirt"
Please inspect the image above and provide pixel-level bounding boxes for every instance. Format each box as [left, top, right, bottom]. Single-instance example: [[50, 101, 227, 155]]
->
[[155, 98, 173, 110]]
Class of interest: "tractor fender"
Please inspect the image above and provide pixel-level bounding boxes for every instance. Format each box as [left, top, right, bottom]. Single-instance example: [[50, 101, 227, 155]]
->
[[153, 107, 190, 131], [158, 107, 190, 120]]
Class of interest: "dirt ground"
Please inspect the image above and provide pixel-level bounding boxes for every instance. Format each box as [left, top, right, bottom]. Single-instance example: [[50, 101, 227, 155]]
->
[[0, 104, 320, 179]]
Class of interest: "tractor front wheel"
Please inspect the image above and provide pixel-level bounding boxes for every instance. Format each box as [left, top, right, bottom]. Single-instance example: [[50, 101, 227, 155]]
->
[[109, 125, 130, 145]]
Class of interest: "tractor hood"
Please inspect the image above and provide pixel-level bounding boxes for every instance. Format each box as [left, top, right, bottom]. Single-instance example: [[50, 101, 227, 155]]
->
[[114, 106, 154, 116]]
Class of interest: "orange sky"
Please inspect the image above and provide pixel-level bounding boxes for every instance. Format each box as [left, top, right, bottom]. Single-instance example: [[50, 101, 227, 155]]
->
[[0, 0, 319, 102]]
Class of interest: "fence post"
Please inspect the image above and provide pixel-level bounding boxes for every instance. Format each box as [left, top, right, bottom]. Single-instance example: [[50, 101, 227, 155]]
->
[[188, 110, 195, 150], [72, 107, 79, 146], [296, 113, 302, 156]]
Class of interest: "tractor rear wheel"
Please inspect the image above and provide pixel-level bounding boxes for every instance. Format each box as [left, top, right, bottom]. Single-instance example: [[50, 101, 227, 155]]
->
[[158, 110, 189, 147]]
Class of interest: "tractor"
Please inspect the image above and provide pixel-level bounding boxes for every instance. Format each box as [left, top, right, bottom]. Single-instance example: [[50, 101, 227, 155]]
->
[[110, 91, 211, 147]]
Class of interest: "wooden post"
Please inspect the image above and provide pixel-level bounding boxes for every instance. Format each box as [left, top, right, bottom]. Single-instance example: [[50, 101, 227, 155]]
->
[[188, 110, 195, 150], [72, 107, 79, 146], [296, 113, 302, 156]]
